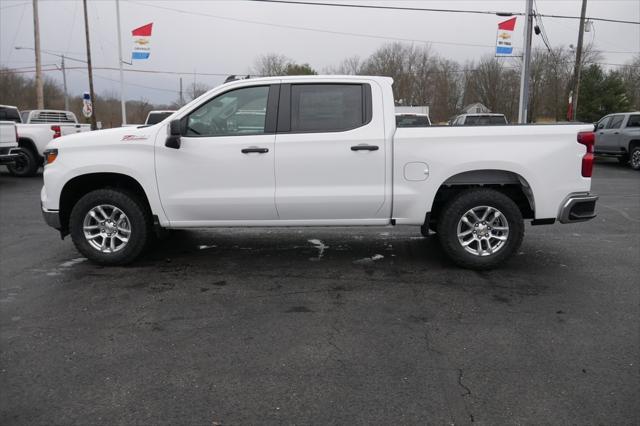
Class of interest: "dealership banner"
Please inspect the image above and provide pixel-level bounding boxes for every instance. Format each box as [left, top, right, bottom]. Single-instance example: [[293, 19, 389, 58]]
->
[[131, 23, 153, 60], [496, 17, 516, 56]]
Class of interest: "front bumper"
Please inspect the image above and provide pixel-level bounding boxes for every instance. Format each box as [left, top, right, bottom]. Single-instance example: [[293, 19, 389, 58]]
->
[[42, 206, 61, 230], [0, 148, 21, 165], [558, 194, 599, 224]]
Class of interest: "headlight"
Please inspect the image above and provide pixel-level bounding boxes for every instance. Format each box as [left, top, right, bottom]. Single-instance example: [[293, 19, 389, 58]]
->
[[43, 149, 58, 165]]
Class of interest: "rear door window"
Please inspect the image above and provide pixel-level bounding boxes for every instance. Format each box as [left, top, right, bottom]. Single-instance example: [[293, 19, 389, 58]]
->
[[289, 84, 368, 133], [625, 115, 640, 127], [607, 115, 624, 129], [0, 107, 22, 123]]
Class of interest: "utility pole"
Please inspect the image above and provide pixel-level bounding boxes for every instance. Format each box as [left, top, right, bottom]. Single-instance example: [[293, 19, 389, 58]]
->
[[517, 0, 533, 124], [32, 0, 44, 109], [571, 0, 588, 121], [82, 0, 98, 130], [61, 55, 68, 111], [115, 0, 127, 125], [179, 77, 184, 106]]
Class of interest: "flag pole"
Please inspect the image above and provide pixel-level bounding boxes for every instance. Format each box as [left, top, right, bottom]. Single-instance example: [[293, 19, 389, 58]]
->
[[115, 0, 127, 125]]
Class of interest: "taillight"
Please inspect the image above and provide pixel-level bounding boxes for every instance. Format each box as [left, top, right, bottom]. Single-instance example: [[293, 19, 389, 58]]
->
[[51, 125, 61, 139], [577, 131, 595, 177]]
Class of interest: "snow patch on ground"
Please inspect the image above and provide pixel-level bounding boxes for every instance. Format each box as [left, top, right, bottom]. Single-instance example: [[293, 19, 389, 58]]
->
[[308, 239, 328, 261], [60, 258, 87, 268], [353, 254, 384, 264]]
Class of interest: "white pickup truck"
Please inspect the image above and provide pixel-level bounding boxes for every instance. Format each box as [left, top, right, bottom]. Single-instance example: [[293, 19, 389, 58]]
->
[[0, 105, 90, 176], [40, 76, 598, 269]]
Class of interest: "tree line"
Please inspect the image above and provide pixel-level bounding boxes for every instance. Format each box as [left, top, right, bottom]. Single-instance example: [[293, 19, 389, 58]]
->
[[1, 42, 638, 127]]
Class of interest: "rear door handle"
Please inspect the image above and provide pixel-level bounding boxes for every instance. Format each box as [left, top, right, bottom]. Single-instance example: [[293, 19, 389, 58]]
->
[[241, 147, 269, 154], [351, 144, 379, 151]]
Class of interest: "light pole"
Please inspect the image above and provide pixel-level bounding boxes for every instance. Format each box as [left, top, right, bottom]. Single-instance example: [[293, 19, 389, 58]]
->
[[115, 0, 127, 125], [518, 0, 534, 124], [32, 0, 44, 109], [571, 0, 588, 121]]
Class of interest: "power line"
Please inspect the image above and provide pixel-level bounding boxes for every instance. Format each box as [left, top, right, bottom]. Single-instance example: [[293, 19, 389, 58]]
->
[[0, 1, 29, 10], [251, 0, 640, 25]]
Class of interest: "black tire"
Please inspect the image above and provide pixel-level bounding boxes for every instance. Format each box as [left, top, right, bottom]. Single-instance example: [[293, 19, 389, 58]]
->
[[7, 147, 39, 177], [69, 189, 151, 265], [436, 188, 524, 270], [617, 155, 629, 165], [630, 146, 640, 171], [420, 224, 430, 238]]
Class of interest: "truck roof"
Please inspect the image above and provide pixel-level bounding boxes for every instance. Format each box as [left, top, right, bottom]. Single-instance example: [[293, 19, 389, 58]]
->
[[220, 75, 394, 86]]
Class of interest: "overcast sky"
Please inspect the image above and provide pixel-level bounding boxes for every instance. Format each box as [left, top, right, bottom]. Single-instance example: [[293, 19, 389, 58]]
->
[[1, 0, 639, 105]]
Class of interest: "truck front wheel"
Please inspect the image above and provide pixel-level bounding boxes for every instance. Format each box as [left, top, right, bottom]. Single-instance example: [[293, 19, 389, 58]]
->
[[69, 189, 151, 265], [436, 189, 524, 270], [630, 146, 640, 170]]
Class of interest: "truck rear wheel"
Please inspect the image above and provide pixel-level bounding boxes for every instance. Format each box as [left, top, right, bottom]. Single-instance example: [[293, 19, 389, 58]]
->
[[436, 188, 524, 270], [7, 147, 39, 177], [69, 189, 150, 265]]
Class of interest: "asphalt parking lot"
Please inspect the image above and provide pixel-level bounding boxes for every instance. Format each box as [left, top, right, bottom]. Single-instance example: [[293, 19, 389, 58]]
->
[[0, 158, 638, 425]]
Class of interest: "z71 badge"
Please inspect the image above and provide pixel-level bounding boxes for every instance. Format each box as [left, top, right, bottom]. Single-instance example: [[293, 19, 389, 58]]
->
[[121, 135, 149, 141]]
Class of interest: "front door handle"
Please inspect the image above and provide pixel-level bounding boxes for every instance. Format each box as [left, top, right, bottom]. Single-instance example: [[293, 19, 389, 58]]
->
[[351, 144, 379, 151], [241, 147, 269, 154]]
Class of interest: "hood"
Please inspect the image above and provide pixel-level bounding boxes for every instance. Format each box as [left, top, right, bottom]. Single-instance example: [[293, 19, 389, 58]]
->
[[47, 125, 161, 150]]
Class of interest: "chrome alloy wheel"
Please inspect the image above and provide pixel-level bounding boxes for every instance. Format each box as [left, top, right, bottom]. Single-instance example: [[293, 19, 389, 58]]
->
[[632, 150, 640, 169], [456, 206, 509, 256], [83, 204, 131, 253]]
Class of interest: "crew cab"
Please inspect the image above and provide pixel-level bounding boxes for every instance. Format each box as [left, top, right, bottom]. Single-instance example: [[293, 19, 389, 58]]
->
[[40, 76, 598, 269], [0, 105, 90, 177], [594, 112, 640, 170]]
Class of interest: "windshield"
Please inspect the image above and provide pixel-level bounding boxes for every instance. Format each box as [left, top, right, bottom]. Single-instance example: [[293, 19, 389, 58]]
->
[[396, 115, 431, 127], [464, 115, 507, 125]]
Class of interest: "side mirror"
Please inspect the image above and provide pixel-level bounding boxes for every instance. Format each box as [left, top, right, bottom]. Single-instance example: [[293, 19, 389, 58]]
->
[[165, 119, 182, 149]]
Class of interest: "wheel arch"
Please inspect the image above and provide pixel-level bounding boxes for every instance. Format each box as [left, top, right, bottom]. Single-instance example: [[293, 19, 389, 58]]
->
[[17, 137, 39, 158], [59, 172, 152, 235], [427, 169, 535, 228]]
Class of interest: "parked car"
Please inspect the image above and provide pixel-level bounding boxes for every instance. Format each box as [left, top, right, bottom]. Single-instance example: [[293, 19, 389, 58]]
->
[[0, 106, 91, 177], [41, 75, 598, 269], [451, 113, 508, 126], [0, 120, 21, 166], [395, 113, 431, 127], [594, 112, 640, 170], [145, 110, 176, 125]]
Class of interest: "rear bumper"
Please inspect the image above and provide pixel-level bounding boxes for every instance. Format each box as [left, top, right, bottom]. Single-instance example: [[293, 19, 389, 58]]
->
[[0, 148, 21, 165], [558, 193, 598, 224], [42, 206, 61, 230]]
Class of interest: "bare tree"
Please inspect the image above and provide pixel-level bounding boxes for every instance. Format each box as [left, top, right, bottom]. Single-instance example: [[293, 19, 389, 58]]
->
[[187, 81, 210, 101], [251, 53, 289, 76], [325, 56, 362, 75]]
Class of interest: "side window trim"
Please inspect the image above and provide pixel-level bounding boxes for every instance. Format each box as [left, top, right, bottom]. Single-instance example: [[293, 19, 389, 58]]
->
[[264, 84, 280, 134], [276, 82, 373, 134], [276, 84, 291, 133]]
